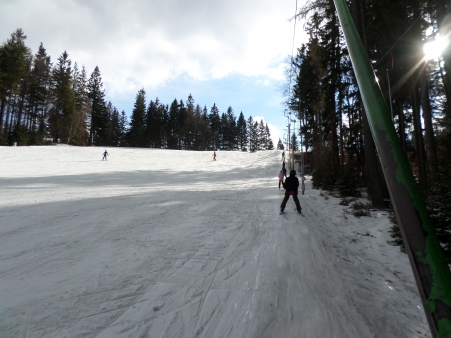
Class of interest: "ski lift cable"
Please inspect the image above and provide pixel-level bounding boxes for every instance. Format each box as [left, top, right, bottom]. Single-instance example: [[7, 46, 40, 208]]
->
[[288, 0, 299, 90], [374, 13, 422, 68], [370, 0, 436, 69]]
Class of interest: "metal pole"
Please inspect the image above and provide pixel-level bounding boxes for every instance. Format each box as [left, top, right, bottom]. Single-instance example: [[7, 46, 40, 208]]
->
[[297, 94, 306, 194], [287, 116, 291, 171], [333, 0, 451, 336], [292, 119, 296, 171], [301, 126, 305, 195]]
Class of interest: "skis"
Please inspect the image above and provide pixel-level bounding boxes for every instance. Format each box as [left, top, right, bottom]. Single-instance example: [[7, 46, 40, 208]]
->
[[279, 209, 304, 216]]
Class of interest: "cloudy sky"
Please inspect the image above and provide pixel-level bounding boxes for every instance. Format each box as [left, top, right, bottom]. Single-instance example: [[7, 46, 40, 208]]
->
[[1, 0, 307, 146]]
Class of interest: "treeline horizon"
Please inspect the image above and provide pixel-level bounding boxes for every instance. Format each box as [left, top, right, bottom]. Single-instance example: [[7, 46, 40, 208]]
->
[[0, 28, 276, 151]]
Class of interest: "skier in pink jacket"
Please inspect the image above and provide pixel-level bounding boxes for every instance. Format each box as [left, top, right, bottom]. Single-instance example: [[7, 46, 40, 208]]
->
[[278, 170, 285, 189]]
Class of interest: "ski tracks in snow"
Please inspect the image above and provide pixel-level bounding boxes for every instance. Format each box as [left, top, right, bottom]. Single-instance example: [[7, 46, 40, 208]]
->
[[0, 147, 429, 338]]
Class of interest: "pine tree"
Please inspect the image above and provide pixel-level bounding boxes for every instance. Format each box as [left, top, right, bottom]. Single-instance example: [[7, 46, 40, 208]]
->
[[183, 94, 195, 149], [128, 88, 146, 147], [69, 63, 89, 145], [208, 103, 220, 150], [110, 106, 121, 146], [265, 123, 274, 150], [118, 110, 128, 146], [154, 98, 166, 148], [167, 98, 179, 149], [253, 121, 259, 150], [177, 99, 187, 149], [105, 101, 115, 146], [219, 112, 228, 150], [11, 51, 34, 146], [247, 116, 258, 151], [0, 29, 31, 142], [200, 106, 211, 150], [48, 51, 75, 143], [226, 106, 237, 150], [28, 43, 51, 142], [258, 120, 267, 150], [236, 111, 248, 150], [87, 66, 108, 146], [161, 104, 170, 149]]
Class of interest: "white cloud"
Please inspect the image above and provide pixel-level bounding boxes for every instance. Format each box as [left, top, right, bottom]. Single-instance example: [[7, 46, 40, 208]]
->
[[256, 79, 271, 86], [1, 0, 307, 99]]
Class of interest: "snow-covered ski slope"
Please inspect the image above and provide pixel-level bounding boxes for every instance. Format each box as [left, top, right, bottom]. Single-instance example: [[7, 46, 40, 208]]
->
[[0, 145, 430, 338]]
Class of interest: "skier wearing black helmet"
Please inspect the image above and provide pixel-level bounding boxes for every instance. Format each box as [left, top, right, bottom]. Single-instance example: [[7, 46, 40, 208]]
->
[[280, 169, 302, 214]]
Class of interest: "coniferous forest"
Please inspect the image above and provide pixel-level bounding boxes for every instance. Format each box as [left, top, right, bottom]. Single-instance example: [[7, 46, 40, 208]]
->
[[285, 0, 451, 260], [0, 29, 274, 151]]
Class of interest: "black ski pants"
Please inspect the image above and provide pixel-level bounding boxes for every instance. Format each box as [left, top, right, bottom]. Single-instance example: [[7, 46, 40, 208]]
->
[[280, 192, 301, 212]]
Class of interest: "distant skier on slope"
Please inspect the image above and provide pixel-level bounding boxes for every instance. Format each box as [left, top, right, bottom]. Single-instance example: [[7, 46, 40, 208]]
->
[[282, 161, 287, 178], [278, 170, 285, 189], [280, 169, 302, 214], [102, 150, 109, 161], [281, 151, 285, 162], [213, 150, 217, 161]]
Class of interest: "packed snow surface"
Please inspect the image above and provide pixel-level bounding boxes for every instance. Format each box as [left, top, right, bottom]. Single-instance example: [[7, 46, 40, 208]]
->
[[0, 146, 430, 337]]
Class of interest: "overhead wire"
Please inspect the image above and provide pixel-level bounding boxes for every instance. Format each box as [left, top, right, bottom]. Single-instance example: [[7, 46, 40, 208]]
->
[[288, 0, 299, 90], [287, 0, 299, 169], [373, 0, 436, 69], [374, 15, 421, 68]]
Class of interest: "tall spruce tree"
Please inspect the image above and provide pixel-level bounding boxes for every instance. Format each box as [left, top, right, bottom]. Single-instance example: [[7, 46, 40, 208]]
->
[[28, 43, 51, 142], [236, 111, 248, 150], [258, 120, 267, 150], [225, 106, 237, 150], [87, 66, 108, 146], [265, 123, 274, 150], [177, 99, 187, 149], [69, 63, 89, 145], [208, 103, 220, 150], [247, 116, 258, 151], [49, 51, 75, 143], [167, 98, 179, 149], [118, 110, 128, 146], [0, 29, 31, 142], [110, 106, 121, 146], [128, 88, 146, 147]]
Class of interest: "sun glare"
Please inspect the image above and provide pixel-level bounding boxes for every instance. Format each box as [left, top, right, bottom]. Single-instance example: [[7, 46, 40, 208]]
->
[[423, 36, 449, 60]]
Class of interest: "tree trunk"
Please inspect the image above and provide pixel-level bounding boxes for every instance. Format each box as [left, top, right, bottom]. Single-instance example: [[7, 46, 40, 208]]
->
[[3, 93, 12, 136], [339, 93, 344, 170], [411, 79, 427, 191], [16, 90, 26, 128], [8, 94, 17, 134], [330, 12, 340, 175], [352, 0, 386, 208], [434, 0, 451, 118], [0, 98, 5, 140], [398, 101, 407, 152], [420, 68, 439, 180]]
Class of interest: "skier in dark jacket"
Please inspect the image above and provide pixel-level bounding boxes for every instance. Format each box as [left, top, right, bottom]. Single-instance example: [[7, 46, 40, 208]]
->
[[280, 169, 302, 214]]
